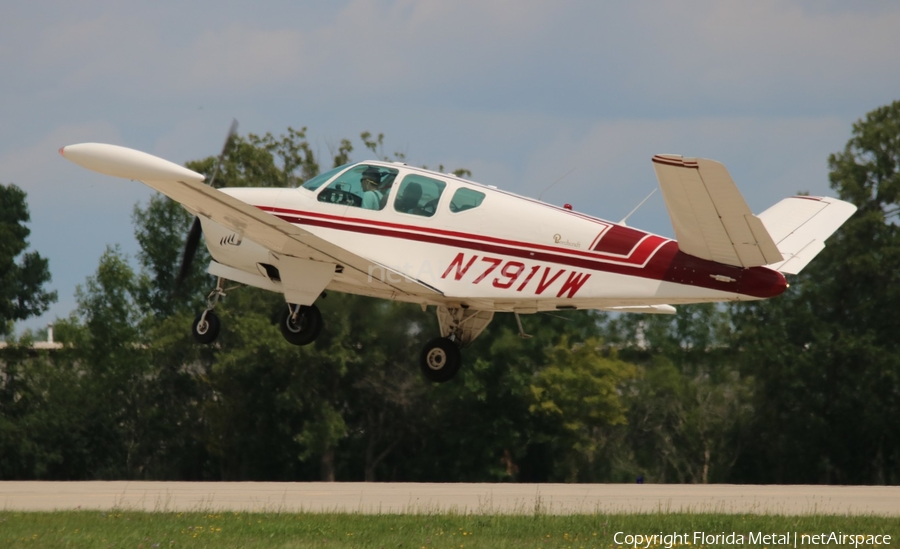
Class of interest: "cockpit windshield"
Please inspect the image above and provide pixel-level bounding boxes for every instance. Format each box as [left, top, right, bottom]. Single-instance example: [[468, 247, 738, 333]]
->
[[298, 163, 352, 191], [317, 165, 400, 210]]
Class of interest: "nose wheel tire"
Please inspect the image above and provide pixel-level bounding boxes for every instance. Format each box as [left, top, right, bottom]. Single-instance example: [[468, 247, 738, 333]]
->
[[192, 311, 221, 344], [419, 337, 462, 383], [280, 304, 322, 346]]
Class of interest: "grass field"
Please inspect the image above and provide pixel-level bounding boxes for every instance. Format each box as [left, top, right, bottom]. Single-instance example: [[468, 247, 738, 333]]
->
[[1, 511, 898, 548]]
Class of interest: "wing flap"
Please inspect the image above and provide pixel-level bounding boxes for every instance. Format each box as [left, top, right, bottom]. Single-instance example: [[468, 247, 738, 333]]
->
[[652, 155, 783, 268]]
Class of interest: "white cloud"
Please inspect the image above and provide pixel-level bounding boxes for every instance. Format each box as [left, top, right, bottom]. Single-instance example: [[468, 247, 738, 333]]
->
[[501, 115, 850, 236], [1, 122, 123, 198], [13, 1, 900, 114], [20, 10, 306, 99], [179, 25, 306, 93], [619, 1, 900, 112]]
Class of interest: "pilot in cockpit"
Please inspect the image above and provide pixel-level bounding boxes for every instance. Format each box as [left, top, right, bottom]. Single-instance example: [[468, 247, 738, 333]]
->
[[361, 167, 386, 210]]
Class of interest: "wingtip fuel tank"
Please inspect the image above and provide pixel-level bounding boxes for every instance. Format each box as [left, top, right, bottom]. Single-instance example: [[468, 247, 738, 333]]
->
[[60, 143, 205, 184]]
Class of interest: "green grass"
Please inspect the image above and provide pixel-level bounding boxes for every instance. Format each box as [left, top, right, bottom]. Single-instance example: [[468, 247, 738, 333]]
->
[[1, 510, 897, 548]]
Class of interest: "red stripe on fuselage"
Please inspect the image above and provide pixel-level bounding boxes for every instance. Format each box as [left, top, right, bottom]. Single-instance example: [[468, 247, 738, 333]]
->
[[260, 206, 665, 267], [256, 206, 786, 298], [593, 224, 647, 255]]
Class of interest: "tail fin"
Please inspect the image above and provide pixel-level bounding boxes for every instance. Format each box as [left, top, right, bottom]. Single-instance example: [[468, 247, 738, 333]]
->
[[757, 196, 857, 274]]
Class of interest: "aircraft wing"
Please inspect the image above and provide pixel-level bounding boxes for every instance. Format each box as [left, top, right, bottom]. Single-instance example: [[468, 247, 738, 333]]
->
[[60, 143, 444, 300], [651, 155, 783, 268]]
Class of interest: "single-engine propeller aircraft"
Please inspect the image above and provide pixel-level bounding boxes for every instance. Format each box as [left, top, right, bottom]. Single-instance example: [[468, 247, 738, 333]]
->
[[60, 137, 856, 382]]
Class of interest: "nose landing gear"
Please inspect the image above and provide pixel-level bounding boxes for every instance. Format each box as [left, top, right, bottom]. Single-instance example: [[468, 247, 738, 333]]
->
[[192, 277, 229, 344], [190, 276, 325, 347], [192, 310, 221, 344]]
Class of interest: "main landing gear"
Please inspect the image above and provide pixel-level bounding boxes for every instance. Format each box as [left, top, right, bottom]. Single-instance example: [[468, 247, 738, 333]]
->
[[279, 303, 322, 346], [420, 337, 462, 383], [418, 306, 494, 383], [191, 276, 323, 347], [189, 282, 490, 385]]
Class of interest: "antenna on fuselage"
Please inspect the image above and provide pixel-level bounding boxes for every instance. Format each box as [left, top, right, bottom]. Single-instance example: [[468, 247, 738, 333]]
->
[[619, 187, 658, 226], [538, 167, 577, 201]]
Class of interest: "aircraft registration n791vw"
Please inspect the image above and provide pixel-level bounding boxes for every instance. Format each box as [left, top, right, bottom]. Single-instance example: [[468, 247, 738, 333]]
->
[[60, 141, 856, 382]]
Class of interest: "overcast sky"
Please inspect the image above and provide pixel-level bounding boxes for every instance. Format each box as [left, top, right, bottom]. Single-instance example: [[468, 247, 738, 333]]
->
[[3, 0, 899, 335]]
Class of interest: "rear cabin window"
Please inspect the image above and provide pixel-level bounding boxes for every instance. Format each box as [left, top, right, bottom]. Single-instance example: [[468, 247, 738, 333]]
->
[[393, 174, 447, 218], [449, 188, 485, 213], [317, 165, 399, 211]]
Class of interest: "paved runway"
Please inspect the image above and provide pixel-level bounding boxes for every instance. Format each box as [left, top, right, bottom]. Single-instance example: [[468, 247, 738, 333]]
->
[[2, 482, 898, 515]]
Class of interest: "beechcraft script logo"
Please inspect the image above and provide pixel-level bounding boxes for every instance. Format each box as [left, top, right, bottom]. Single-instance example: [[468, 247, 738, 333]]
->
[[440, 252, 591, 298]]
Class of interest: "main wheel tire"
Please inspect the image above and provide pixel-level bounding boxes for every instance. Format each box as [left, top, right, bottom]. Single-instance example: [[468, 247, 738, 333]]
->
[[192, 311, 220, 344], [280, 304, 322, 346], [419, 337, 462, 383]]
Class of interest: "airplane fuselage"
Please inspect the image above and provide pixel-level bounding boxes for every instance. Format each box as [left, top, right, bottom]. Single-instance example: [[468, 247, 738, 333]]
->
[[203, 160, 787, 313]]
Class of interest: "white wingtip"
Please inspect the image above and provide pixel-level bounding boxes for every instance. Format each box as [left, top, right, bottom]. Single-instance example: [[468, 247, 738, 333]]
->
[[60, 143, 205, 183]]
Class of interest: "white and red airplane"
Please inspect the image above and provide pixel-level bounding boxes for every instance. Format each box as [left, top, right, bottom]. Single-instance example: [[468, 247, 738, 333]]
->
[[60, 140, 856, 382]]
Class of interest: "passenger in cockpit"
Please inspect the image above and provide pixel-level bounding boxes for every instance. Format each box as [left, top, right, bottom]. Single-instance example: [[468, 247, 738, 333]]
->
[[395, 182, 423, 213]]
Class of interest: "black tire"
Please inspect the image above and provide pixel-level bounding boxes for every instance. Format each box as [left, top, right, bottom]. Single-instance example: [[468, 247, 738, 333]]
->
[[280, 304, 322, 346], [192, 311, 220, 344], [419, 337, 462, 383]]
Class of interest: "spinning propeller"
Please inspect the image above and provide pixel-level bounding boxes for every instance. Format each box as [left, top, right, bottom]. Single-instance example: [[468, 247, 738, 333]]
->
[[176, 119, 239, 287]]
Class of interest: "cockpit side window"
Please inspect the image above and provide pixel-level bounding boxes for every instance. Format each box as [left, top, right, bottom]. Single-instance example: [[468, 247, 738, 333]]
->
[[449, 188, 486, 213], [316, 165, 399, 211], [393, 174, 447, 218]]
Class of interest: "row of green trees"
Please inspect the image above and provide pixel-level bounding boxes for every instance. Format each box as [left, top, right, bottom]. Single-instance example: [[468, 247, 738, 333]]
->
[[1, 102, 898, 484]]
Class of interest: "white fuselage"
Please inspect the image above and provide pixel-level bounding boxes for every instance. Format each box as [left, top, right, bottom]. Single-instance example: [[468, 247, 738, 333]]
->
[[202, 161, 787, 312]]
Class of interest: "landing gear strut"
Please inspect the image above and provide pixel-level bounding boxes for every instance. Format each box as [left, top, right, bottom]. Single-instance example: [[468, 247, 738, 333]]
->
[[192, 276, 228, 344], [279, 303, 322, 346]]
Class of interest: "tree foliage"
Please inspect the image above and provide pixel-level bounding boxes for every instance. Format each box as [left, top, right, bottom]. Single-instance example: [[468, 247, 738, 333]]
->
[[3, 104, 900, 484], [0, 184, 56, 336], [730, 100, 900, 484]]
